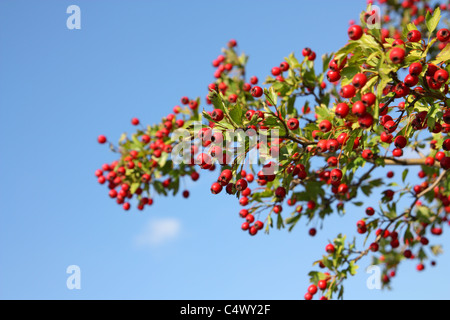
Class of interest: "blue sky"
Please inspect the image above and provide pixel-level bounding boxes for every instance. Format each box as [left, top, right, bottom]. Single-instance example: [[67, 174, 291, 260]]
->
[[0, 0, 449, 300]]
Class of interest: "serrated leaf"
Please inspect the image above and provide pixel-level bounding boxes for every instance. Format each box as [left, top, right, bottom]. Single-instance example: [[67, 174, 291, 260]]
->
[[426, 7, 441, 34]]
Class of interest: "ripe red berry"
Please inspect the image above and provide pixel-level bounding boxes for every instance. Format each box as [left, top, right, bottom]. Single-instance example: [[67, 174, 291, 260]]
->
[[302, 47, 312, 57], [325, 244, 335, 254], [384, 120, 397, 133], [327, 70, 341, 82], [97, 135, 107, 144], [348, 25, 363, 40], [251, 86, 263, 98], [425, 157, 435, 166], [189, 100, 198, 110], [330, 168, 343, 182], [392, 148, 403, 157], [435, 69, 449, 84], [352, 101, 366, 117], [287, 118, 299, 130], [235, 179, 248, 192], [340, 84, 356, 99], [211, 109, 224, 122], [409, 62, 423, 76], [271, 66, 281, 76], [211, 182, 223, 194], [404, 74, 419, 87], [440, 156, 450, 170], [380, 131, 393, 144], [239, 197, 249, 206], [319, 120, 332, 132], [407, 29, 422, 42], [358, 113, 374, 129], [280, 61, 290, 72], [437, 28, 450, 42], [394, 135, 407, 149], [181, 96, 189, 105], [228, 39, 237, 47], [254, 220, 264, 230], [273, 205, 283, 214], [308, 285, 318, 295], [307, 51, 316, 61], [352, 73, 367, 88], [389, 47, 406, 64], [361, 92, 376, 107], [369, 243, 379, 252], [335, 103, 349, 118], [318, 280, 327, 290], [362, 149, 374, 160], [366, 207, 375, 216]]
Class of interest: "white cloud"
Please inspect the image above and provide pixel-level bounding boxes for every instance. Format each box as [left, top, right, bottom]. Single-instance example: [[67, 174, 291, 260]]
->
[[134, 218, 181, 248]]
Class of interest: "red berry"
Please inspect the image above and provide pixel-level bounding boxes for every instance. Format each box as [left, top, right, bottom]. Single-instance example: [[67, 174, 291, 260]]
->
[[394, 135, 407, 149], [131, 117, 140, 125], [319, 120, 332, 132], [271, 66, 281, 76], [308, 285, 318, 295], [287, 118, 299, 130], [409, 62, 423, 76], [435, 69, 449, 84], [251, 86, 263, 98], [211, 109, 224, 122], [352, 101, 366, 117], [358, 113, 374, 129], [340, 84, 356, 99], [318, 280, 327, 290], [326, 244, 335, 254], [280, 62, 290, 72], [437, 28, 450, 42], [211, 182, 223, 194], [335, 103, 349, 118], [235, 179, 248, 192], [327, 70, 341, 82], [352, 73, 367, 88], [348, 25, 363, 40], [407, 29, 421, 42], [97, 135, 107, 144], [390, 47, 405, 64], [361, 93, 376, 107]]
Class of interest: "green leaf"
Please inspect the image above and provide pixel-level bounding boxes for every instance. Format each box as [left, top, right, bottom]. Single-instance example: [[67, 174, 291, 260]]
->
[[432, 43, 450, 64], [229, 105, 243, 126], [425, 7, 441, 34], [349, 261, 359, 276], [264, 87, 278, 107], [402, 169, 409, 183], [130, 182, 141, 194], [276, 213, 285, 229]]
